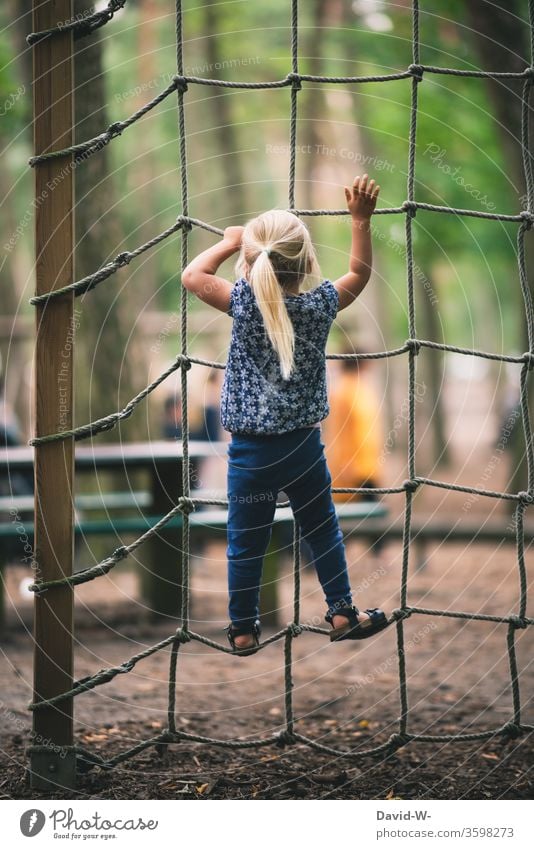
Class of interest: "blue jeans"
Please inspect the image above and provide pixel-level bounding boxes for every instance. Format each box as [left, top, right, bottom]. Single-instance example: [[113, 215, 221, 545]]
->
[[226, 426, 352, 628]]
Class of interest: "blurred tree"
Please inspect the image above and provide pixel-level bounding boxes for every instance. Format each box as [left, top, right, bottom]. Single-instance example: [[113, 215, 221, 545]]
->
[[468, 0, 534, 493], [127, 0, 159, 305], [202, 0, 246, 221], [1, 1, 33, 434], [417, 268, 450, 464], [301, 0, 330, 213], [73, 0, 145, 436]]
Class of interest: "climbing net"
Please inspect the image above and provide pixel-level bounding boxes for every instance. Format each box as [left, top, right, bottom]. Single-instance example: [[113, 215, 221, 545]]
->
[[27, 0, 534, 773]]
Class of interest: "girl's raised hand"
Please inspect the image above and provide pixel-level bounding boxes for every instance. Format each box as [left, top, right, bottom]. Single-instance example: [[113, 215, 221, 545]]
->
[[223, 226, 245, 249], [344, 174, 380, 220]]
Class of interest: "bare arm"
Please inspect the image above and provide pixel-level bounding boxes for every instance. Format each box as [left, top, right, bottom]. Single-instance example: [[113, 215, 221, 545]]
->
[[181, 226, 244, 312], [334, 174, 380, 311]]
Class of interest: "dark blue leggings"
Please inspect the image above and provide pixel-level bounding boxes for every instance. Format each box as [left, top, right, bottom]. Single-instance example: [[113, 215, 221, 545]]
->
[[226, 426, 352, 628]]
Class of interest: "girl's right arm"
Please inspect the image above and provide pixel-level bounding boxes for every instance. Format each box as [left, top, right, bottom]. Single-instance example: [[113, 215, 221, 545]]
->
[[333, 174, 380, 311], [181, 226, 244, 312]]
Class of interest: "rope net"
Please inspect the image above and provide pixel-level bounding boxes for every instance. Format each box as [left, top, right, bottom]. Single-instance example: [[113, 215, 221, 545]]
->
[[27, 0, 534, 771]]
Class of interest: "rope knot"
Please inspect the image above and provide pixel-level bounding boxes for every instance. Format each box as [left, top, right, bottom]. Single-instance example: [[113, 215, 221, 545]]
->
[[120, 660, 135, 673], [112, 545, 129, 561], [177, 215, 193, 233], [274, 729, 297, 747], [179, 496, 195, 514], [517, 490, 534, 506], [523, 67, 534, 81], [175, 628, 192, 644], [522, 351, 534, 370], [179, 354, 192, 371], [402, 200, 418, 218], [408, 64, 424, 82], [107, 122, 123, 140], [29, 582, 47, 597], [288, 622, 302, 637], [392, 607, 412, 621], [406, 338, 421, 355], [502, 721, 523, 739], [509, 615, 528, 629], [157, 730, 177, 745], [116, 251, 131, 268], [403, 478, 419, 493], [174, 75, 188, 93], [287, 72, 302, 90], [520, 210, 534, 230], [388, 732, 410, 750]]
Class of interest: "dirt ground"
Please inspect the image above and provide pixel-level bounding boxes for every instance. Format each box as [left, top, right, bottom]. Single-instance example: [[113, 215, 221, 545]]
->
[[1, 441, 534, 800]]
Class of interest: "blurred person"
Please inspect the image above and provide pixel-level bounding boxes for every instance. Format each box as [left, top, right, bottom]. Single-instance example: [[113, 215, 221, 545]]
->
[[0, 373, 23, 447], [323, 353, 383, 502], [195, 370, 221, 442], [162, 392, 182, 441]]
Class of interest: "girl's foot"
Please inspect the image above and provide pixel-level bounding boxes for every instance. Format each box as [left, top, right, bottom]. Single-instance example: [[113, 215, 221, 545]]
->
[[226, 620, 261, 656], [233, 633, 256, 650], [326, 605, 389, 641], [331, 610, 371, 630]]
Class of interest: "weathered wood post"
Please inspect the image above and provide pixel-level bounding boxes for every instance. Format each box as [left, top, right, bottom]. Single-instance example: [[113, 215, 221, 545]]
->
[[30, 0, 76, 790]]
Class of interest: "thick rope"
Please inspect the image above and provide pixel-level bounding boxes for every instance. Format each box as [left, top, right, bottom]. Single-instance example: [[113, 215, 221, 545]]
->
[[27, 0, 126, 45]]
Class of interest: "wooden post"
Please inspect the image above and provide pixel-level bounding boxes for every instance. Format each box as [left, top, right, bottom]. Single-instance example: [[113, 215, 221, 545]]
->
[[143, 460, 183, 617], [30, 0, 76, 790]]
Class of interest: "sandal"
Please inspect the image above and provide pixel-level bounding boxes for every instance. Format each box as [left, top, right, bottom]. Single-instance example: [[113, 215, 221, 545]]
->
[[226, 619, 262, 656], [326, 605, 389, 642]]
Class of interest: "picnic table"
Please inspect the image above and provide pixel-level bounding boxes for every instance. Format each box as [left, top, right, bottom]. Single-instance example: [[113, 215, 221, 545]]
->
[[0, 441, 388, 628]]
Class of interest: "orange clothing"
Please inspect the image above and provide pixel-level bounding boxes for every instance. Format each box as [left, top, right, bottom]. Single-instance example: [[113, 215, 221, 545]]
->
[[323, 371, 382, 501]]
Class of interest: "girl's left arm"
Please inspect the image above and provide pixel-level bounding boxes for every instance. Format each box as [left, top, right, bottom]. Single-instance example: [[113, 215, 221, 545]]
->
[[181, 226, 244, 312]]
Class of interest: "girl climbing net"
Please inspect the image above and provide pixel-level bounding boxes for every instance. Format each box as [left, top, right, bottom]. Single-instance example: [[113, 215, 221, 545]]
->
[[182, 174, 388, 654]]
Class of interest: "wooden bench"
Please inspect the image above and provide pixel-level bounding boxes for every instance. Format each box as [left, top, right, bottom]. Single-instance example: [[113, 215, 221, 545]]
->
[[0, 442, 388, 628], [0, 492, 387, 626]]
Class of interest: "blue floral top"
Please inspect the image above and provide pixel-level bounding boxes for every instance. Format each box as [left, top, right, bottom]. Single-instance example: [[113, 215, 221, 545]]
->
[[221, 277, 339, 434]]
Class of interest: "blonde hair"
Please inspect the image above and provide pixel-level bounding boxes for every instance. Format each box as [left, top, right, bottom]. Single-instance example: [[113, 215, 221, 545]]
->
[[235, 210, 321, 380]]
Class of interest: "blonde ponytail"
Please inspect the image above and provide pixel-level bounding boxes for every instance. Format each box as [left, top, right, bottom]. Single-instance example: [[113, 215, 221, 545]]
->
[[249, 251, 295, 380], [236, 209, 321, 381]]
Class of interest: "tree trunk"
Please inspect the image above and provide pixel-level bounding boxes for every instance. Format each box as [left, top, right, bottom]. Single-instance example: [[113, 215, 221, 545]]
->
[[4, 0, 36, 433], [467, 0, 534, 493], [0, 163, 33, 437], [123, 0, 159, 321], [418, 268, 450, 465], [9, 0, 32, 94], [73, 0, 145, 437], [340, 2, 397, 427], [301, 0, 330, 213], [202, 0, 246, 221]]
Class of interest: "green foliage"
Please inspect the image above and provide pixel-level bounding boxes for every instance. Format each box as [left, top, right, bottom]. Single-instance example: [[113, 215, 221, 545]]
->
[[2, 0, 526, 349], [0, 9, 30, 136]]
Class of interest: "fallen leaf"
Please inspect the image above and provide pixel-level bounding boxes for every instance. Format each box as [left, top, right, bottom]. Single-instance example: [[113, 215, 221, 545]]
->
[[312, 769, 347, 786]]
